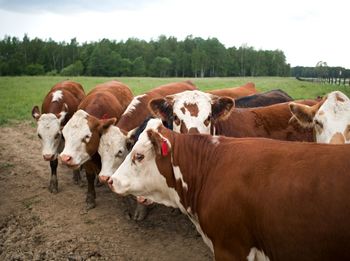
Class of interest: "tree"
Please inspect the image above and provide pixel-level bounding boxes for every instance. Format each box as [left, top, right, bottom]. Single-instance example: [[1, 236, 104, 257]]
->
[[25, 63, 44, 75], [60, 60, 84, 76]]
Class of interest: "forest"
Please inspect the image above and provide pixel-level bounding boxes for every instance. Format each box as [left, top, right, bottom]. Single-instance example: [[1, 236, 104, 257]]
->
[[0, 35, 292, 77], [0, 35, 348, 80]]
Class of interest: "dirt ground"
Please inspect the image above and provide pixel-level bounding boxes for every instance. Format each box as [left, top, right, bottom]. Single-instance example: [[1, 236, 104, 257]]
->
[[0, 122, 212, 261]]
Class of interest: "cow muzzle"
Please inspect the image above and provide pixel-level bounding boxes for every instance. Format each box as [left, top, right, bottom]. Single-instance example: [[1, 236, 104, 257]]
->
[[43, 154, 55, 161], [99, 175, 110, 184], [60, 154, 79, 169]]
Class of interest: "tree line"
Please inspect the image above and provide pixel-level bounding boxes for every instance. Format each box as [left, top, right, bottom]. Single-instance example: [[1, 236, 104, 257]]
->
[[0, 35, 291, 77], [291, 63, 350, 85]]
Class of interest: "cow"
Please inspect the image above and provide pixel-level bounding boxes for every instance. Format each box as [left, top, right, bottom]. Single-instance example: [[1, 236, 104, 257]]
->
[[97, 81, 197, 220], [108, 118, 350, 261], [289, 91, 350, 144], [149, 90, 315, 141], [31, 80, 85, 193], [206, 82, 258, 99], [234, 89, 293, 108], [59, 81, 133, 209]]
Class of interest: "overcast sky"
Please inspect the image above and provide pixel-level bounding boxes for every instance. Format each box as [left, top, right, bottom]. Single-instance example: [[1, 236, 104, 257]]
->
[[0, 0, 348, 68]]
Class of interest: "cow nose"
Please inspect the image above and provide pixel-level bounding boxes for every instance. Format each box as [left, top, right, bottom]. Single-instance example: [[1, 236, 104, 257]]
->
[[43, 154, 54, 161], [188, 127, 200, 134], [60, 154, 72, 164], [108, 178, 113, 185], [99, 175, 110, 184]]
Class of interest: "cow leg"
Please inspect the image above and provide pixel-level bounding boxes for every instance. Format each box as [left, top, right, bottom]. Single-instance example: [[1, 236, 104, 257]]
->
[[49, 159, 58, 193], [85, 171, 96, 210], [132, 202, 149, 221], [72, 169, 81, 185]]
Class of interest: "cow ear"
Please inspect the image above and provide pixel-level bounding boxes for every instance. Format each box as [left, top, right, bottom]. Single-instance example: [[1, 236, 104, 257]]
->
[[289, 102, 316, 127], [147, 129, 170, 157], [98, 118, 117, 134], [32, 106, 41, 121], [211, 96, 235, 121], [126, 128, 137, 151], [149, 98, 173, 121], [58, 103, 68, 123]]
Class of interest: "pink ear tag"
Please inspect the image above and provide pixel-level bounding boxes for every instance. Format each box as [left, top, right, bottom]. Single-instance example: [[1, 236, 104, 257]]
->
[[161, 140, 169, 156]]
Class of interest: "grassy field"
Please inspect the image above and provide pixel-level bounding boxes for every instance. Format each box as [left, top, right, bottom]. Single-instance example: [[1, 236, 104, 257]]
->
[[1, 76, 349, 125]]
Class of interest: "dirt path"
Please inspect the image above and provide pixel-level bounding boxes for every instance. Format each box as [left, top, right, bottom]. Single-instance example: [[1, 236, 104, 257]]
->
[[0, 122, 212, 261]]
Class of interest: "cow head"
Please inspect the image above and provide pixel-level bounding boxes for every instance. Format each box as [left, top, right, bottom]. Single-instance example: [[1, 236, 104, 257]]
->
[[109, 119, 178, 208], [289, 91, 350, 144], [98, 125, 135, 183], [32, 104, 68, 161], [149, 90, 234, 134], [59, 110, 116, 168]]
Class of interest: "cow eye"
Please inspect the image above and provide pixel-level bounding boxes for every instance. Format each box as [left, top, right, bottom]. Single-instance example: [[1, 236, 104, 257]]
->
[[82, 135, 91, 143], [173, 114, 180, 125], [207, 115, 212, 121], [115, 150, 123, 158], [38, 134, 42, 139], [135, 153, 144, 162], [54, 133, 60, 139], [314, 120, 323, 128]]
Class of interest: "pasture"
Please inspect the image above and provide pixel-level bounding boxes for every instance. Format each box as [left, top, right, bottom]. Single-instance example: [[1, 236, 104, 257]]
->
[[1, 76, 349, 125], [0, 76, 349, 260]]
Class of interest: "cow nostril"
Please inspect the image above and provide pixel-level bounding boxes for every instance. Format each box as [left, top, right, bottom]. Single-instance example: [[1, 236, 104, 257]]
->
[[60, 154, 72, 163], [108, 178, 113, 185]]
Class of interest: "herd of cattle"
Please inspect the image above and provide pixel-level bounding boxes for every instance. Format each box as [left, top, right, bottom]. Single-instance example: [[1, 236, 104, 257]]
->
[[31, 80, 350, 260]]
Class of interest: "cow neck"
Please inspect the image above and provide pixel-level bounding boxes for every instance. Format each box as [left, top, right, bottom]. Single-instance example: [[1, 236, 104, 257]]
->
[[157, 127, 217, 216], [117, 94, 151, 131], [214, 108, 248, 137]]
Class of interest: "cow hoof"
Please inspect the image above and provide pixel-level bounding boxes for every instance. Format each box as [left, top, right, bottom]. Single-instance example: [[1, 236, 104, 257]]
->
[[86, 195, 96, 210], [132, 203, 149, 221], [49, 180, 58, 194]]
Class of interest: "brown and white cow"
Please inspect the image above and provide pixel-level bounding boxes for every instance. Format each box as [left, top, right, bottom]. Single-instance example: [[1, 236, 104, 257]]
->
[[206, 82, 258, 99], [98, 81, 197, 180], [59, 81, 133, 209], [97, 81, 197, 220], [149, 90, 315, 141], [289, 91, 350, 144], [32, 80, 85, 193], [109, 118, 350, 261]]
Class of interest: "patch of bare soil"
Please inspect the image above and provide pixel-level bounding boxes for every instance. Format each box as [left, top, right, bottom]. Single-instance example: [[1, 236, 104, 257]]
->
[[0, 122, 212, 260]]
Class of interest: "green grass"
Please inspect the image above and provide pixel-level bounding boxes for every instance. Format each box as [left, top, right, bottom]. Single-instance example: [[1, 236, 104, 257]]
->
[[1, 76, 349, 125]]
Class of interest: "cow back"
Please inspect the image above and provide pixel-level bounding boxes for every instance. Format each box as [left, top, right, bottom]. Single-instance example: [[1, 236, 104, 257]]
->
[[78, 81, 133, 120], [235, 89, 293, 108], [42, 81, 85, 125], [117, 81, 197, 131], [207, 82, 258, 99], [215, 100, 317, 141]]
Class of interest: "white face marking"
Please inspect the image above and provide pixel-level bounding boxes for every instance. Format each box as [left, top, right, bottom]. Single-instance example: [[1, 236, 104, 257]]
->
[[51, 90, 63, 102], [247, 248, 270, 261], [313, 91, 350, 144], [110, 119, 179, 208], [98, 126, 128, 178], [122, 94, 146, 116], [172, 90, 213, 134], [37, 113, 62, 158], [60, 110, 91, 166]]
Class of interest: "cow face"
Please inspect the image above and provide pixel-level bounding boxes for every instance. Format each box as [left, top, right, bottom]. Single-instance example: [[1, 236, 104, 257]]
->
[[98, 125, 131, 182], [32, 104, 67, 161], [60, 110, 116, 168], [290, 91, 350, 144], [149, 90, 234, 134], [109, 119, 178, 208]]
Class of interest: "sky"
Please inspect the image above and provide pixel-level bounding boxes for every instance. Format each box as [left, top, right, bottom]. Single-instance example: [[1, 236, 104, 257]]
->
[[0, 0, 349, 68]]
